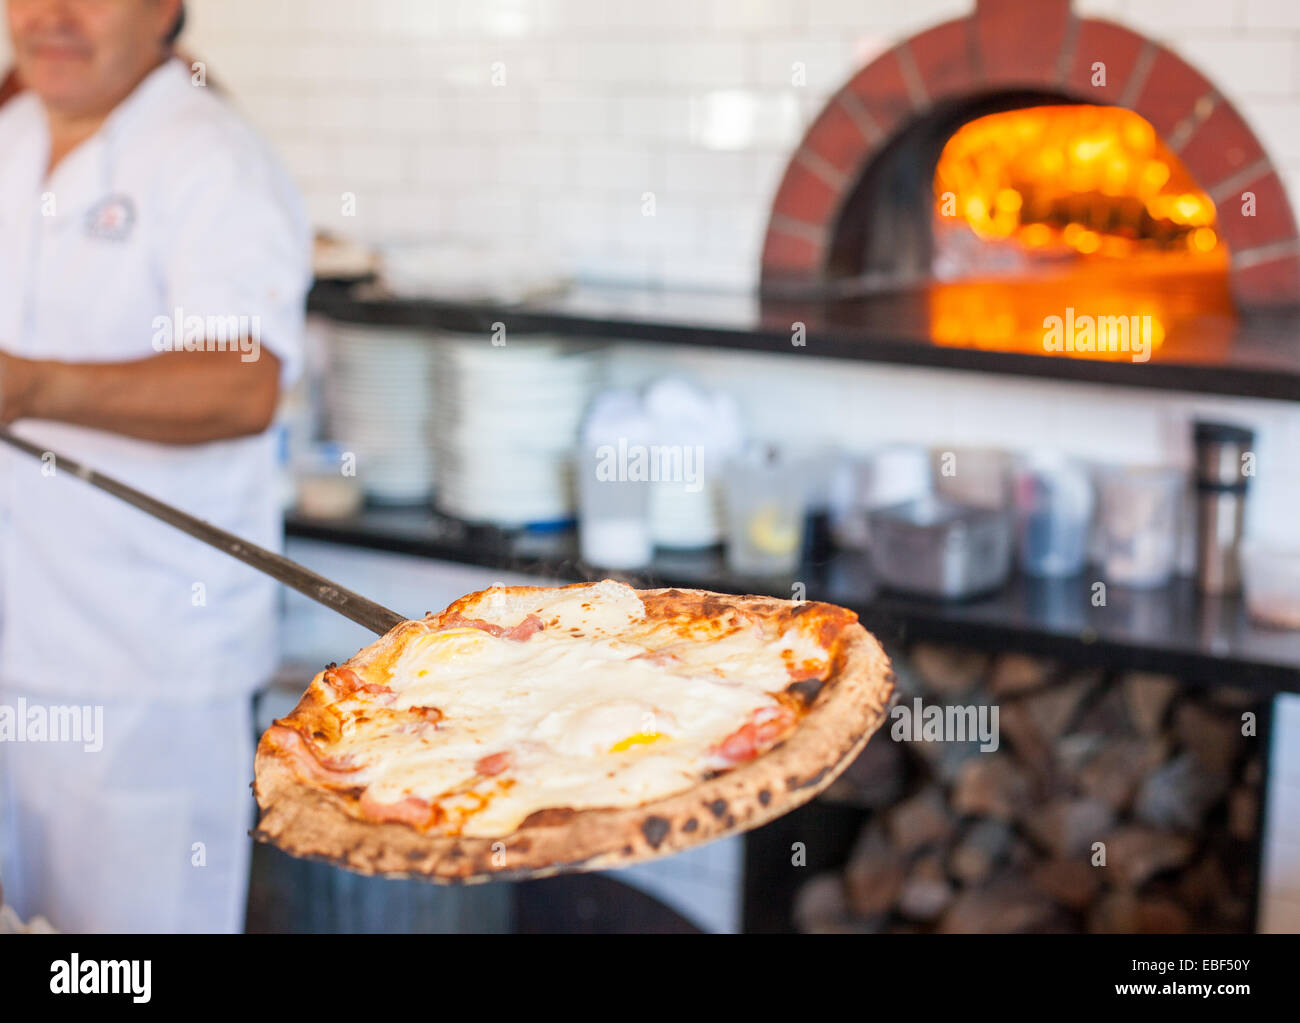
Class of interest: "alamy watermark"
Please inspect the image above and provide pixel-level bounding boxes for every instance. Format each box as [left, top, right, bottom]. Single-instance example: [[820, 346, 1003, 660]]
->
[[50, 955, 150, 1003], [1043, 307, 1153, 363], [594, 439, 705, 493], [0, 697, 103, 752], [150, 306, 261, 362], [890, 697, 1000, 752]]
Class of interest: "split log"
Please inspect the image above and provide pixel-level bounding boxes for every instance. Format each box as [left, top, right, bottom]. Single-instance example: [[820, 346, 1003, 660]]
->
[[909, 643, 989, 698], [1076, 735, 1170, 812], [989, 652, 1057, 697], [996, 700, 1055, 786], [938, 878, 1070, 933], [952, 753, 1034, 821], [1135, 752, 1229, 832], [1055, 732, 1105, 774], [1031, 859, 1101, 911], [909, 736, 983, 785], [792, 872, 884, 934], [1120, 672, 1179, 736], [1175, 701, 1243, 774], [1100, 826, 1195, 887], [1024, 797, 1116, 859], [897, 853, 955, 922], [843, 822, 907, 919], [1021, 674, 1094, 741], [948, 819, 1013, 884], [1073, 685, 1134, 737], [886, 785, 955, 855]]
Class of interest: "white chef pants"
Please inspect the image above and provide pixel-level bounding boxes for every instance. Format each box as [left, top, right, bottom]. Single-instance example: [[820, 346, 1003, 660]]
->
[[0, 685, 254, 933]]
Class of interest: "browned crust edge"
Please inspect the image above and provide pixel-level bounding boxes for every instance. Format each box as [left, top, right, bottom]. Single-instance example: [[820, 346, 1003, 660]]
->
[[252, 585, 896, 883]]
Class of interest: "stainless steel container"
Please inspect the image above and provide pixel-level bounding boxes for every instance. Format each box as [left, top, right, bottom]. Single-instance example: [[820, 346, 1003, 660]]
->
[[1192, 420, 1254, 595], [868, 497, 1013, 599]]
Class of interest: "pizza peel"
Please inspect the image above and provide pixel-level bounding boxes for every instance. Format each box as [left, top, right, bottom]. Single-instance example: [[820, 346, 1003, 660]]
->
[[0, 427, 406, 636], [0, 427, 896, 883]]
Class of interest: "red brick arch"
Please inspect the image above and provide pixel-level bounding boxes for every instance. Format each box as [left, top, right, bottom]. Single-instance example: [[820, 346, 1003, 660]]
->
[[761, 0, 1300, 307]]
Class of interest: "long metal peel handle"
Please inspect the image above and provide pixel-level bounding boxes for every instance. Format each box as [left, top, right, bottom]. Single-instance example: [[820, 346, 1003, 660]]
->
[[0, 427, 408, 636]]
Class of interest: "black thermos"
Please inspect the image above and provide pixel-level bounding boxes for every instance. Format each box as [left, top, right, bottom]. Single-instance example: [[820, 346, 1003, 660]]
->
[[1192, 420, 1255, 595]]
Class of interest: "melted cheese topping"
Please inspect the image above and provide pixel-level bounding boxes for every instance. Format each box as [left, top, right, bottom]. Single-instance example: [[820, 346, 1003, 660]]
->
[[314, 581, 832, 837]]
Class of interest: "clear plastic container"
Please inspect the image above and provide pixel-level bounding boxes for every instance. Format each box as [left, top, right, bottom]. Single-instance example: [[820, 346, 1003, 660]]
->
[[933, 446, 1013, 510], [1242, 540, 1300, 630], [293, 442, 364, 519], [723, 447, 811, 577], [577, 444, 653, 569], [1095, 465, 1183, 588], [1012, 453, 1094, 577]]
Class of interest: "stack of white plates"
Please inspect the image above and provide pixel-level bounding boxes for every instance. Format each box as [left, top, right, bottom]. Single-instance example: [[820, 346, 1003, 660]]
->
[[323, 324, 437, 503], [433, 336, 602, 527]]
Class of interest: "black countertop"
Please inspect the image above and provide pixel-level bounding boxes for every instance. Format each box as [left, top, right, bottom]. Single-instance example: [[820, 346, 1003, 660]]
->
[[308, 279, 1300, 401], [285, 506, 1300, 693]]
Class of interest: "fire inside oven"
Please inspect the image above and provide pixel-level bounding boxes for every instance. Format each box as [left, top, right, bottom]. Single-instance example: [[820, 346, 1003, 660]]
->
[[827, 99, 1236, 359], [927, 105, 1232, 360], [932, 105, 1223, 275]]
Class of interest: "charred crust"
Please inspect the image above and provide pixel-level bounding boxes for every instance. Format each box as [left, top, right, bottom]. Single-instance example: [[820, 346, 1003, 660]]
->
[[641, 816, 671, 849], [683, 818, 698, 832], [793, 765, 832, 790], [519, 806, 579, 828], [758, 790, 772, 806], [708, 799, 728, 819], [785, 678, 825, 706]]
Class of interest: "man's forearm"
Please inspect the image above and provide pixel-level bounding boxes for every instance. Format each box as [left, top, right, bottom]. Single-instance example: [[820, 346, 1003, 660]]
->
[[2, 347, 282, 444]]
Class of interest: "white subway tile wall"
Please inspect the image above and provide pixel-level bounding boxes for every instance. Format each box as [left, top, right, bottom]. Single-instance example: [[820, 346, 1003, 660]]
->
[[167, 0, 1300, 284], [3, 0, 1298, 930]]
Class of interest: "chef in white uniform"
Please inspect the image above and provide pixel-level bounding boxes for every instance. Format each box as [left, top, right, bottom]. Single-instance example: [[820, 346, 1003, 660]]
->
[[0, 0, 310, 932]]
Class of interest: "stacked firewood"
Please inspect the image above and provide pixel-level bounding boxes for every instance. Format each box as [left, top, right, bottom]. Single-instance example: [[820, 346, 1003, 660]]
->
[[795, 643, 1262, 933]]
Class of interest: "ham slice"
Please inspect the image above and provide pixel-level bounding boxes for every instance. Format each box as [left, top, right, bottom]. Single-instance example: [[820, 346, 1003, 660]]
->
[[437, 613, 544, 641], [711, 704, 797, 766], [266, 724, 366, 786], [358, 790, 439, 828]]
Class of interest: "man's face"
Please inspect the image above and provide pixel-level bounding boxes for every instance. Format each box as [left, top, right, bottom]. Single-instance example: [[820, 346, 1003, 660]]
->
[[7, 0, 180, 117]]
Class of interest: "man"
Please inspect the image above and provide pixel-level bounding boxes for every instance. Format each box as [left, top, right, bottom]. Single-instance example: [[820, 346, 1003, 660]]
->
[[0, 0, 311, 932]]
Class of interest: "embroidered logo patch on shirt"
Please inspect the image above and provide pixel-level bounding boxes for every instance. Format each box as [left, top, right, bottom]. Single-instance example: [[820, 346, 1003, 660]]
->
[[84, 194, 136, 242]]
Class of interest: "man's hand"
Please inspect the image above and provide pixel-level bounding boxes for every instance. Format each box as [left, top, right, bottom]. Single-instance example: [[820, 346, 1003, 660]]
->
[[0, 345, 281, 444]]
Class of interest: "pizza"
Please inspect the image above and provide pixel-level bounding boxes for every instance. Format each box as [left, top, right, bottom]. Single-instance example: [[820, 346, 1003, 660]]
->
[[252, 580, 894, 881]]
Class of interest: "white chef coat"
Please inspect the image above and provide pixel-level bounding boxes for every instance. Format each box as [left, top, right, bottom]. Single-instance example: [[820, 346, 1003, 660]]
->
[[0, 57, 311, 933], [0, 56, 311, 703]]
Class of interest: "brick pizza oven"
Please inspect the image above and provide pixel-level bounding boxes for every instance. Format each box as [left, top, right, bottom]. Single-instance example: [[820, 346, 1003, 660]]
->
[[761, 0, 1300, 309], [746, 0, 1288, 935]]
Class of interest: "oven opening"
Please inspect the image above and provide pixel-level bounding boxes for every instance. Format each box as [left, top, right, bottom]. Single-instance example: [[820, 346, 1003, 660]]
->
[[823, 95, 1236, 359]]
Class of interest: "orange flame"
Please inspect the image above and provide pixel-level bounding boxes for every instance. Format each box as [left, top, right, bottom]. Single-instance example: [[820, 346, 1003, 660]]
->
[[934, 105, 1223, 260]]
